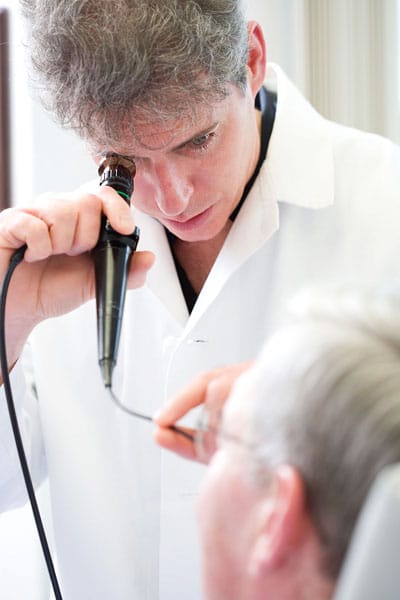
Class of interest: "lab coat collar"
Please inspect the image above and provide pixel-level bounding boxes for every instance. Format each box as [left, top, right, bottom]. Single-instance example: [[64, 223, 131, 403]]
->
[[188, 65, 335, 326], [136, 164, 280, 330], [188, 165, 279, 327], [265, 63, 335, 209]]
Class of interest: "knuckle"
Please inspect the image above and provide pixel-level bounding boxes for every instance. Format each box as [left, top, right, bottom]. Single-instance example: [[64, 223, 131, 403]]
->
[[80, 193, 102, 211]]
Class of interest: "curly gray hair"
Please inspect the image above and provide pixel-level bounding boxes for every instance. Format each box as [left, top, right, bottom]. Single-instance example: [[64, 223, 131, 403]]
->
[[19, 0, 249, 147]]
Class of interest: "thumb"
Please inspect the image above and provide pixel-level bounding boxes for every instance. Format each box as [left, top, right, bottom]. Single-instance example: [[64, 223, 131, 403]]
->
[[127, 250, 155, 289]]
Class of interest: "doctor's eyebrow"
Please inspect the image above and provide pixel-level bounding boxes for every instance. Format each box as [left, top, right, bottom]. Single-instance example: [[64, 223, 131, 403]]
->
[[131, 121, 220, 159], [173, 121, 220, 151], [92, 122, 220, 162], [132, 121, 220, 159]]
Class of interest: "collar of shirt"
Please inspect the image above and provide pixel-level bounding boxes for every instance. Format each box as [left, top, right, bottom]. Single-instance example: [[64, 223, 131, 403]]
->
[[261, 62, 335, 210]]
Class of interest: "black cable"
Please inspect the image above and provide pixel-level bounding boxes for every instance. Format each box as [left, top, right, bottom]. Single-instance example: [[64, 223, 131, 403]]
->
[[107, 387, 195, 443], [0, 247, 195, 600], [0, 246, 63, 600]]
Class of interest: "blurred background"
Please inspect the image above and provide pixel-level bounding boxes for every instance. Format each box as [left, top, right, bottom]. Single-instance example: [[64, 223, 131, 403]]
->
[[0, 1, 399, 598]]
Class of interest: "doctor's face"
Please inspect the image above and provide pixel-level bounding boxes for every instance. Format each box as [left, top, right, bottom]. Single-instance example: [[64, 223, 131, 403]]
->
[[104, 85, 262, 242]]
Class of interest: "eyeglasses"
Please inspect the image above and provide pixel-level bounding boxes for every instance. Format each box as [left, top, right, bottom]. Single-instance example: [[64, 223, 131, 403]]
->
[[194, 394, 226, 462], [109, 387, 251, 460], [195, 396, 262, 463], [108, 387, 195, 443]]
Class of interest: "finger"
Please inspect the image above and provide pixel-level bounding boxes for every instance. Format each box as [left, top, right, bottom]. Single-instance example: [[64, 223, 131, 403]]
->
[[25, 198, 82, 256], [0, 208, 53, 261], [153, 368, 225, 427], [98, 186, 136, 235], [205, 361, 253, 401], [67, 193, 103, 255], [4, 196, 97, 259], [152, 425, 205, 463], [154, 361, 253, 429], [127, 250, 155, 288], [203, 372, 236, 406]]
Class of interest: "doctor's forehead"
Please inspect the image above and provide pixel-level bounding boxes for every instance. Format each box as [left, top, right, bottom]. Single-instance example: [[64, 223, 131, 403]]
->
[[90, 90, 237, 158], [91, 115, 204, 158]]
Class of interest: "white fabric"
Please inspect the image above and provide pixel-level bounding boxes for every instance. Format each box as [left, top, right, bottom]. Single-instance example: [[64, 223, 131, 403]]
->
[[0, 63, 400, 599]]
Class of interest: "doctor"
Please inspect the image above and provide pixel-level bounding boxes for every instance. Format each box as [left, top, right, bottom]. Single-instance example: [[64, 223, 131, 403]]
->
[[0, 1, 399, 598]]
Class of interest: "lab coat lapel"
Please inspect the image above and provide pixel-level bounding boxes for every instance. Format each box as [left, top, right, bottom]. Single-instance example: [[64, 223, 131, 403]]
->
[[187, 64, 336, 329], [135, 211, 189, 326], [188, 166, 279, 329], [267, 63, 335, 209]]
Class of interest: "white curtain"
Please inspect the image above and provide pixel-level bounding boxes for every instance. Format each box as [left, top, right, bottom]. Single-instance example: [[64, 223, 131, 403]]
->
[[247, 0, 400, 144], [304, 0, 400, 143]]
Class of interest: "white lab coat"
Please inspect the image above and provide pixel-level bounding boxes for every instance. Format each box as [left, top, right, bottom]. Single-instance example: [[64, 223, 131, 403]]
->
[[1, 64, 400, 599]]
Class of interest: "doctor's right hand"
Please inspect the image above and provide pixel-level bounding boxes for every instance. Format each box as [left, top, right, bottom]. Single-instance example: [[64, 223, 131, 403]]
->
[[153, 361, 252, 463], [0, 187, 154, 373]]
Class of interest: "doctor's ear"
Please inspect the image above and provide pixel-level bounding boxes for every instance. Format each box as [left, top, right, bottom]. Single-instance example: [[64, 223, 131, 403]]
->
[[247, 465, 307, 578], [246, 21, 267, 98]]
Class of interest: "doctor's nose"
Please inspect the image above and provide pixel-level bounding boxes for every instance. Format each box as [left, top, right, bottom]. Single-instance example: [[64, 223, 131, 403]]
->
[[153, 162, 193, 217]]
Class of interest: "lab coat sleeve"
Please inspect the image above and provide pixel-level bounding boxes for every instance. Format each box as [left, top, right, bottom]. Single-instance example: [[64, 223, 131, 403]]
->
[[0, 343, 46, 512]]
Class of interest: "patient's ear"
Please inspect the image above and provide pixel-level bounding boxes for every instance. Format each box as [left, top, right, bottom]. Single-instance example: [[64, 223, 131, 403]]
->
[[247, 465, 308, 577]]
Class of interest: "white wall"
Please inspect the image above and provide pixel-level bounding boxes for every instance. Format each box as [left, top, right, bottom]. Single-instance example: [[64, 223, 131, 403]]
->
[[30, 105, 94, 198], [5, 1, 93, 207], [246, 0, 309, 95], [247, 0, 400, 144]]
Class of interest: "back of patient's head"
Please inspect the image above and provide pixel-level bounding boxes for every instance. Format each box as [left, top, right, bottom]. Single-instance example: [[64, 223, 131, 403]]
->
[[235, 290, 400, 579]]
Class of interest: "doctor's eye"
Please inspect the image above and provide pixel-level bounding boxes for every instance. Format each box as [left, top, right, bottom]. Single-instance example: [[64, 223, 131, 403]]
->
[[187, 131, 217, 153]]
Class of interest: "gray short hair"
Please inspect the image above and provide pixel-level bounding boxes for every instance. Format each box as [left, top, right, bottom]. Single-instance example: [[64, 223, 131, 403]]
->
[[19, 0, 249, 147], [237, 289, 400, 579]]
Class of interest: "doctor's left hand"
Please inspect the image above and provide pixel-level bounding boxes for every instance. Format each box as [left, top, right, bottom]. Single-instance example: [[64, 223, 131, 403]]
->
[[152, 361, 251, 463]]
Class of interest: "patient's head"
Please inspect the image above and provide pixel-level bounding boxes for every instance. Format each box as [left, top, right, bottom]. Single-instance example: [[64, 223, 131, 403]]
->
[[198, 290, 400, 600]]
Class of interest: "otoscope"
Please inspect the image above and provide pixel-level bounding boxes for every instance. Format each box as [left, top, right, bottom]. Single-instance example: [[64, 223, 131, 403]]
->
[[92, 153, 140, 387], [0, 155, 193, 600]]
